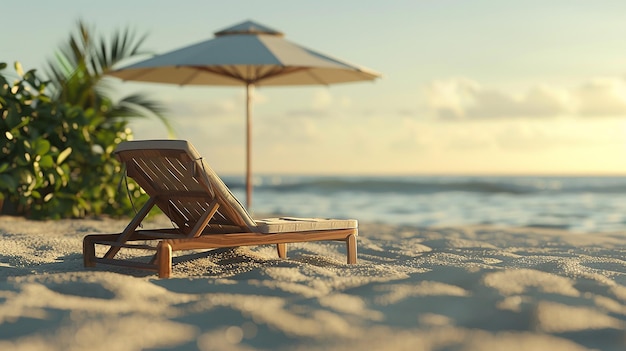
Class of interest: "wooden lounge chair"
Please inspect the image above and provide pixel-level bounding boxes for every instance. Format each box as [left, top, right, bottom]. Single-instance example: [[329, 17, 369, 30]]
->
[[83, 140, 358, 278]]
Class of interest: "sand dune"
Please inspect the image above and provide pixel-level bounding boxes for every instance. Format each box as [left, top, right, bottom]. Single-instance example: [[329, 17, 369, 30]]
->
[[0, 216, 624, 350]]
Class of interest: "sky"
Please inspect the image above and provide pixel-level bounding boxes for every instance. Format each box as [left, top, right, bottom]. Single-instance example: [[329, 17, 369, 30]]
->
[[5, 0, 626, 176]]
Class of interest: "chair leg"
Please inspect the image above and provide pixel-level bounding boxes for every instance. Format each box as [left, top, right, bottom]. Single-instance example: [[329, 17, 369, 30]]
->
[[104, 197, 156, 259], [157, 241, 173, 278], [277, 243, 287, 259], [83, 235, 96, 268], [347, 234, 357, 264]]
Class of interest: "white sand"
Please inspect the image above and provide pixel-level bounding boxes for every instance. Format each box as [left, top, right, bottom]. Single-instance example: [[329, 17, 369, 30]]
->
[[0, 215, 625, 351]]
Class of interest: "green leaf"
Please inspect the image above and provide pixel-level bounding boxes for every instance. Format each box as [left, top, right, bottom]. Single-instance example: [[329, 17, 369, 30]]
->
[[14, 61, 23, 77], [57, 147, 72, 164], [0, 174, 17, 189], [19, 170, 33, 185], [0, 163, 9, 173], [33, 139, 51, 155], [39, 155, 54, 168], [37, 95, 51, 103], [5, 109, 20, 129]]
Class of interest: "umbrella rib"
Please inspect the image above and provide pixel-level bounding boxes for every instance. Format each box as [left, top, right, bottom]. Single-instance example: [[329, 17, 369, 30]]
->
[[178, 69, 202, 85], [182, 65, 244, 83], [302, 69, 329, 86], [191, 65, 310, 84], [115, 67, 159, 81], [257, 66, 307, 83]]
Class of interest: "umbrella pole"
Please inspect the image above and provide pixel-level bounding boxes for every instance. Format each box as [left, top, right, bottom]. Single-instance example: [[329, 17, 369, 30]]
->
[[246, 83, 253, 209]]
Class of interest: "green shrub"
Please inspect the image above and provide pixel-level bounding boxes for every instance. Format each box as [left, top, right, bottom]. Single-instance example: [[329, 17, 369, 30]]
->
[[0, 62, 145, 219]]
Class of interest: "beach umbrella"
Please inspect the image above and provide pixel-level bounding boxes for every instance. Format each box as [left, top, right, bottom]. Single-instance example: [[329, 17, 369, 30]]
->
[[108, 20, 381, 208]]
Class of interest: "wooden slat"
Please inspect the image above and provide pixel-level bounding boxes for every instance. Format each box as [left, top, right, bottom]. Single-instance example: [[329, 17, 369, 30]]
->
[[166, 228, 358, 251], [94, 257, 158, 271], [187, 199, 220, 238], [117, 149, 190, 161], [156, 192, 212, 199], [133, 230, 184, 239], [92, 241, 158, 251], [104, 197, 157, 259], [149, 158, 182, 191]]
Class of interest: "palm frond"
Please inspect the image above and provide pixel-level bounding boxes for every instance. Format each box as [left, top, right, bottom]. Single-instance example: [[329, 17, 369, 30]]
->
[[44, 19, 172, 134], [110, 93, 174, 137]]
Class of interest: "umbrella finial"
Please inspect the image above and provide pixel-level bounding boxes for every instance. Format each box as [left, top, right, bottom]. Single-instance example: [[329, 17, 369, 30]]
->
[[214, 20, 284, 37]]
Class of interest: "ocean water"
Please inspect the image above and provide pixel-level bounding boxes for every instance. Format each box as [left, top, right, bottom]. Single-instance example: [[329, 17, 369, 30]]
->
[[223, 175, 626, 233]]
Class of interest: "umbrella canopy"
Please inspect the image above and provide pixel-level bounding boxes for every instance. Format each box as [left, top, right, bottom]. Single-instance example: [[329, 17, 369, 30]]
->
[[108, 20, 381, 208]]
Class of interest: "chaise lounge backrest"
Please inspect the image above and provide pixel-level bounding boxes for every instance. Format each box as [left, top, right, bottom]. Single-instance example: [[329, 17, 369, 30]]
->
[[115, 140, 258, 233]]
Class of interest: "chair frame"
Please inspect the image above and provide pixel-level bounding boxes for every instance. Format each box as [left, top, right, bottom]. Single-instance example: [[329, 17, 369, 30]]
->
[[83, 140, 357, 278]]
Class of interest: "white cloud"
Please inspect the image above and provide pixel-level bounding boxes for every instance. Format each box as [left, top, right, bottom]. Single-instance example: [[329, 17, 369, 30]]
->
[[422, 77, 626, 119], [422, 78, 570, 119], [421, 78, 480, 119], [574, 78, 626, 116]]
